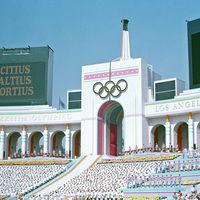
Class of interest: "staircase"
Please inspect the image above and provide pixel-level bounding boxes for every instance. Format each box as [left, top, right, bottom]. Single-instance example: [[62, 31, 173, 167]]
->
[[27, 155, 101, 196]]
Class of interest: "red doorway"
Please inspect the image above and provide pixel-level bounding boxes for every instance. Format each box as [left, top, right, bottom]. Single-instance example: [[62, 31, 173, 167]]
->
[[177, 125, 183, 151], [110, 123, 117, 156], [8, 132, 21, 157], [154, 128, 158, 147], [53, 136, 56, 151], [75, 132, 80, 157], [30, 132, 43, 154], [97, 101, 123, 156], [176, 123, 188, 151]]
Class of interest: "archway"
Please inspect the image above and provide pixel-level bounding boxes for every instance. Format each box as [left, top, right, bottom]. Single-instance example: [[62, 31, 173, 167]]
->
[[151, 125, 165, 149], [72, 131, 81, 158], [29, 132, 43, 155], [174, 122, 188, 151], [52, 131, 65, 155], [98, 101, 124, 156], [7, 132, 21, 157]]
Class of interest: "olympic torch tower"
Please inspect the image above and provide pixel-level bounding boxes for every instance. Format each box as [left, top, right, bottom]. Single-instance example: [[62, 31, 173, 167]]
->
[[120, 19, 131, 61], [81, 19, 150, 156]]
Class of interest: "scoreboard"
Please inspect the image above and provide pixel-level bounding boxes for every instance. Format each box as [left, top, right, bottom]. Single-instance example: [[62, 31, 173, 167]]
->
[[188, 18, 200, 89], [0, 46, 53, 106]]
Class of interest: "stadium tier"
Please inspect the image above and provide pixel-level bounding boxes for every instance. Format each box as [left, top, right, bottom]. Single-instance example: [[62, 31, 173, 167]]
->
[[0, 152, 199, 199]]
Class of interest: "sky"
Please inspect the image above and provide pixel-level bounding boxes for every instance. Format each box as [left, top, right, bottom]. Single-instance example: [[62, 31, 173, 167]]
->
[[0, 0, 200, 108]]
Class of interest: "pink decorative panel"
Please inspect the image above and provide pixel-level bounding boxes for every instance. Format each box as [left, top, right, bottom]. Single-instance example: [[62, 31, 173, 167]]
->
[[84, 68, 139, 80]]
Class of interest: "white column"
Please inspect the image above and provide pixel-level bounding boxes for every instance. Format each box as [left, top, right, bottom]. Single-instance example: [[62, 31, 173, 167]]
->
[[103, 119, 107, 155], [123, 116, 133, 151], [0, 127, 5, 160], [193, 122, 198, 149], [188, 113, 194, 150], [170, 124, 175, 149], [43, 125, 49, 154], [65, 124, 71, 157], [165, 116, 171, 149], [21, 126, 27, 155], [148, 126, 153, 148]]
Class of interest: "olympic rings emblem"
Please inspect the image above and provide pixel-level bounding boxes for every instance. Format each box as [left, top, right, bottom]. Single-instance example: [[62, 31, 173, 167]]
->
[[93, 79, 128, 99]]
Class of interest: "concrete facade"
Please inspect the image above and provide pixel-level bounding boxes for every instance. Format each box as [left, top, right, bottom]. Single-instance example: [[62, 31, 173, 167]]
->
[[0, 19, 199, 159]]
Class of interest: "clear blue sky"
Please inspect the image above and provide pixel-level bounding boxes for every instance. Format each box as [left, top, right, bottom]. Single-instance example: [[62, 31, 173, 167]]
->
[[0, 0, 200, 107]]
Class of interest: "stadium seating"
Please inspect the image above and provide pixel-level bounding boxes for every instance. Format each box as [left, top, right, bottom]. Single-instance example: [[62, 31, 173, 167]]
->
[[0, 164, 66, 197], [40, 160, 157, 199], [0, 152, 200, 199]]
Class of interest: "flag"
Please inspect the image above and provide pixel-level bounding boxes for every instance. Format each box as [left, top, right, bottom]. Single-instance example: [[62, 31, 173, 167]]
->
[[59, 97, 66, 109]]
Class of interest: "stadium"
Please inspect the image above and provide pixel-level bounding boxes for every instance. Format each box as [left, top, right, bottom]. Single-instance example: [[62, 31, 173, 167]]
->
[[0, 18, 200, 199]]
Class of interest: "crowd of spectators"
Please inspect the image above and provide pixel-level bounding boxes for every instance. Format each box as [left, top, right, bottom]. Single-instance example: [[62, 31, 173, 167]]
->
[[127, 174, 182, 189], [0, 148, 199, 199], [172, 185, 200, 200], [10, 151, 70, 159], [118, 146, 200, 158], [29, 161, 156, 199], [154, 159, 200, 174], [0, 164, 66, 197], [100, 154, 177, 164], [118, 145, 175, 156]]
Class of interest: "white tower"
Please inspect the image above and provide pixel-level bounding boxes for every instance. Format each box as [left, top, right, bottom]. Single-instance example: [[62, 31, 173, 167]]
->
[[81, 19, 149, 156], [120, 19, 131, 60]]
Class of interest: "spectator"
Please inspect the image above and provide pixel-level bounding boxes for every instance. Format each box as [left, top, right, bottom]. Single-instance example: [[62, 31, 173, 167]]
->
[[191, 185, 197, 197], [177, 190, 182, 200], [173, 192, 178, 200], [183, 148, 188, 159]]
